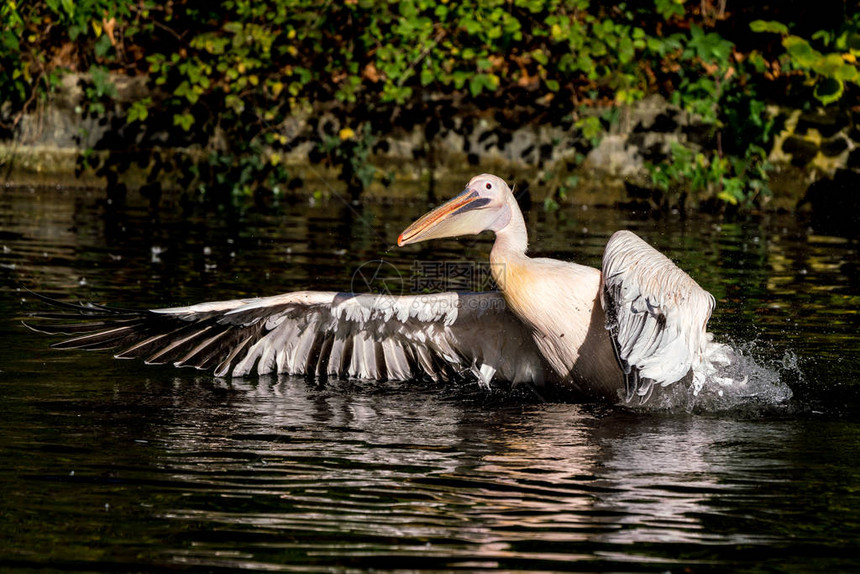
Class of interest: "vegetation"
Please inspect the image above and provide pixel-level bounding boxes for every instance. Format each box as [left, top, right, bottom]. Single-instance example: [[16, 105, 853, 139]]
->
[[1, 0, 858, 208]]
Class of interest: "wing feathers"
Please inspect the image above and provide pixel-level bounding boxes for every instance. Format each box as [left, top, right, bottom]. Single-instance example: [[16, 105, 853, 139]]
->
[[25, 290, 547, 388], [602, 230, 715, 401], [213, 334, 256, 377], [175, 328, 231, 368], [144, 325, 216, 364], [51, 325, 141, 351]]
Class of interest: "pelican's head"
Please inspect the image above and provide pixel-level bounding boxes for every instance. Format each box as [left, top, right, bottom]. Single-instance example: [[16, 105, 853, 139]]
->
[[397, 174, 514, 246]]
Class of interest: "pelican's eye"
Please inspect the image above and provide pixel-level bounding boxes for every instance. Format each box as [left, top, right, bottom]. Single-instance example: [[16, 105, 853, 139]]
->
[[485, 182, 492, 190]]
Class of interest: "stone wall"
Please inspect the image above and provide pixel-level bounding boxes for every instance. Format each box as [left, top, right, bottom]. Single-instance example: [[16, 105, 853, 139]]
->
[[768, 107, 860, 218]]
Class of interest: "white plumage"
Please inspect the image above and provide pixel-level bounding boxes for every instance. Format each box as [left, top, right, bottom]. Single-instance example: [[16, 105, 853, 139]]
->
[[601, 230, 716, 400]]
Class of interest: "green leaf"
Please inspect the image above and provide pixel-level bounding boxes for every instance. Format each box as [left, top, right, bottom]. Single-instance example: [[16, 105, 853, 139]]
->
[[532, 49, 548, 66], [811, 30, 832, 45], [223, 22, 243, 35], [749, 20, 789, 35], [461, 17, 481, 35], [783, 36, 821, 68], [654, 0, 685, 20], [468, 74, 498, 97], [813, 77, 843, 105], [173, 112, 195, 131], [94, 34, 113, 59], [812, 53, 856, 80], [225, 94, 245, 113], [127, 98, 151, 124], [717, 190, 739, 205], [576, 116, 604, 143], [420, 68, 434, 86], [174, 81, 199, 104]]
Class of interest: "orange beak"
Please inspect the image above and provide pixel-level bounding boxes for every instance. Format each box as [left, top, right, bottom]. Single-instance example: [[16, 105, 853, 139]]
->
[[397, 189, 491, 247]]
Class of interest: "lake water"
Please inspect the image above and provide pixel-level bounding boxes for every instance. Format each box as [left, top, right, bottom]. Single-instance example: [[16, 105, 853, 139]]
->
[[1, 184, 858, 572]]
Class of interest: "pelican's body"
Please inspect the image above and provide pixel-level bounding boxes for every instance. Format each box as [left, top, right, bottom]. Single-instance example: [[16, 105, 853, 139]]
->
[[492, 251, 619, 399], [26, 174, 735, 404]]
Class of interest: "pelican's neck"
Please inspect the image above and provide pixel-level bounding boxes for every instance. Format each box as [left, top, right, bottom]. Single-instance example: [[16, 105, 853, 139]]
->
[[490, 195, 529, 290], [492, 194, 528, 255]]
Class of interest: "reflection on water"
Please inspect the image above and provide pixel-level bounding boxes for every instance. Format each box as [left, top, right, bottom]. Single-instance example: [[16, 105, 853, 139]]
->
[[0, 186, 859, 571]]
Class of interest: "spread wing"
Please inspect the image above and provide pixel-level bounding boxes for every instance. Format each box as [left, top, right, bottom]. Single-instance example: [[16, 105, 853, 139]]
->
[[24, 290, 547, 387], [600, 230, 715, 402]]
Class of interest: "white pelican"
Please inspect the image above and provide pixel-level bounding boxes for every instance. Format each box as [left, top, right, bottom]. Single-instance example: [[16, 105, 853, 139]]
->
[[25, 174, 734, 404]]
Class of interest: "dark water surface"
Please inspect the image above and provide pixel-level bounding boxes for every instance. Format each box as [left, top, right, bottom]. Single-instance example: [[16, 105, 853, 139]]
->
[[1, 186, 858, 572]]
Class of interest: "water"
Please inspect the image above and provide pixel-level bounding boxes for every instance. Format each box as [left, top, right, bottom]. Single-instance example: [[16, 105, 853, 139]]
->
[[1, 185, 858, 572]]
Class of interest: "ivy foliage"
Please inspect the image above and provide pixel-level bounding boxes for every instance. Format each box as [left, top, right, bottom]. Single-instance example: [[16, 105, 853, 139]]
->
[[1, 0, 858, 208], [750, 14, 860, 106]]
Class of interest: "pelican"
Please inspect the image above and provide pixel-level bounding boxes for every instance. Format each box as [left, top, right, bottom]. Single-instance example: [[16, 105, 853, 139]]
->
[[25, 174, 735, 403]]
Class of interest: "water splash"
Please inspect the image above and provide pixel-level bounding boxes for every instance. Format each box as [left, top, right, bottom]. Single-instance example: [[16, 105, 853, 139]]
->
[[638, 338, 798, 414]]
